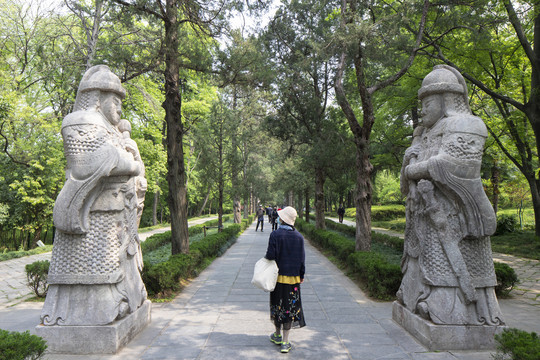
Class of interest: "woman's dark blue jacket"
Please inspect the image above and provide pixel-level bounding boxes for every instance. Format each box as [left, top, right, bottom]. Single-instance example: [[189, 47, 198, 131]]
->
[[265, 227, 305, 280]]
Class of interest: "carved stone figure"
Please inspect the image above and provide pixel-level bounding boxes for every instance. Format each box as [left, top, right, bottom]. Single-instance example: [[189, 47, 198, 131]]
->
[[396, 65, 504, 327], [41, 65, 148, 327]]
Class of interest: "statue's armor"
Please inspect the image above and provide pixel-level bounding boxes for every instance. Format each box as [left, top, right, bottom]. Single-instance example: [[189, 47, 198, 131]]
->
[[412, 115, 497, 289]]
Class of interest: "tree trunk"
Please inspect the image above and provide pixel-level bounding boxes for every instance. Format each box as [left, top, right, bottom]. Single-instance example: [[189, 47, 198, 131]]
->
[[305, 187, 310, 223], [354, 141, 373, 251], [315, 167, 326, 229], [297, 191, 303, 218], [197, 184, 211, 217], [152, 190, 159, 225], [491, 163, 500, 214], [218, 148, 223, 231], [164, 0, 189, 254]]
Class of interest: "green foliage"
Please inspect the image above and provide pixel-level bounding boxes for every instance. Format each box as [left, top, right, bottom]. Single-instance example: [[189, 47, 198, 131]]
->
[[296, 218, 402, 300], [0, 329, 47, 360], [496, 214, 517, 235], [491, 232, 540, 261], [0, 245, 53, 263], [373, 171, 402, 205], [372, 232, 404, 252], [25, 260, 49, 298], [371, 205, 406, 221], [347, 251, 402, 300], [343, 205, 405, 222], [494, 328, 540, 360], [324, 218, 355, 237], [141, 222, 243, 296], [494, 262, 519, 297]]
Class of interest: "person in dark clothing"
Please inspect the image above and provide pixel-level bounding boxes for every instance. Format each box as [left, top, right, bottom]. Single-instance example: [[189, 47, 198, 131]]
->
[[256, 206, 265, 232], [265, 206, 306, 353], [266, 206, 272, 223], [337, 205, 345, 223], [271, 207, 279, 231]]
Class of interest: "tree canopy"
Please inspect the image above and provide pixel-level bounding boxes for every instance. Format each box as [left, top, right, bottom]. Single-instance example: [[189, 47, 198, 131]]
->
[[0, 0, 538, 252]]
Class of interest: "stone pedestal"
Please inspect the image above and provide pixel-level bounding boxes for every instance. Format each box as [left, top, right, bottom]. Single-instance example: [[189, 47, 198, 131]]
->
[[36, 300, 151, 354], [392, 301, 505, 350]]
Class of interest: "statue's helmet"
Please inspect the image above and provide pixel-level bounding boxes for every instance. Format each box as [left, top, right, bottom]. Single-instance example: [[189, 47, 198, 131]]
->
[[77, 65, 126, 99], [418, 65, 467, 100]]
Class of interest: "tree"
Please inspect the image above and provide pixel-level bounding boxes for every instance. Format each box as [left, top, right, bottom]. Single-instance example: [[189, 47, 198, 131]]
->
[[421, 1, 540, 235], [333, 0, 429, 251], [263, 0, 338, 229]]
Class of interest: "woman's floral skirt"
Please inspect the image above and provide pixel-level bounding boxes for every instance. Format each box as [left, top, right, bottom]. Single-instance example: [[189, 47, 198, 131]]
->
[[270, 282, 306, 328]]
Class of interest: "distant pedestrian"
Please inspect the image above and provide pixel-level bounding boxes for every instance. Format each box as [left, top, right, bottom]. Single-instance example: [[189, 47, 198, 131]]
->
[[337, 205, 345, 223], [256, 206, 265, 232], [266, 206, 273, 223], [265, 206, 306, 353], [271, 207, 279, 231]]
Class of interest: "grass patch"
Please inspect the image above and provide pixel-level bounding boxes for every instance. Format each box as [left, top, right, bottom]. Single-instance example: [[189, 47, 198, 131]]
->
[[491, 231, 540, 260], [138, 223, 171, 233], [372, 219, 406, 232], [0, 245, 53, 263]]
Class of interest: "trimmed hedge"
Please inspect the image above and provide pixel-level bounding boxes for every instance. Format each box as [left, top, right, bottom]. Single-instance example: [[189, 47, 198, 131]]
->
[[296, 218, 401, 300], [324, 218, 404, 251], [348, 251, 402, 300], [343, 205, 405, 221], [142, 216, 253, 296], [0, 329, 47, 360], [141, 215, 234, 254]]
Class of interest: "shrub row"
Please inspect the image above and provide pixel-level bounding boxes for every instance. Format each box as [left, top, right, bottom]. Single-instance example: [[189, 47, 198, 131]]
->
[[140, 215, 233, 254], [343, 205, 405, 221], [0, 245, 53, 263], [323, 218, 404, 251], [296, 218, 401, 300], [142, 216, 253, 296], [347, 251, 402, 300]]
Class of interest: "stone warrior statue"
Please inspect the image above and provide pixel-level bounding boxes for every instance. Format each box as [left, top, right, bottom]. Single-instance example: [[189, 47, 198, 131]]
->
[[41, 65, 148, 326], [397, 65, 504, 326]]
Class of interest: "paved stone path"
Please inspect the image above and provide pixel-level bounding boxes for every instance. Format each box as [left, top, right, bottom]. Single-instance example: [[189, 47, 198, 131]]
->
[[2, 220, 502, 359], [330, 217, 540, 309], [0, 217, 216, 309]]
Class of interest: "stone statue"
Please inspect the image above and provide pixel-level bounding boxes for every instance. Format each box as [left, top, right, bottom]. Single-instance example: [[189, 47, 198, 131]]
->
[[396, 65, 504, 327], [41, 65, 148, 327]]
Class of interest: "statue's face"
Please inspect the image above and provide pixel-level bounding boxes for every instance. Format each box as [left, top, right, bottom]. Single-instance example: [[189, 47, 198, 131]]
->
[[101, 92, 122, 126], [421, 94, 443, 128]]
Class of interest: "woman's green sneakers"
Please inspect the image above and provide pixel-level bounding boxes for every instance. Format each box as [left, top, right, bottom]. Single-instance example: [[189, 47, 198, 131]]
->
[[270, 333, 292, 353], [270, 332, 282, 345], [280, 342, 292, 353]]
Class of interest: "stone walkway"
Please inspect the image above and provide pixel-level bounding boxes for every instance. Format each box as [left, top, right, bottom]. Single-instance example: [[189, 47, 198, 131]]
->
[[329, 217, 540, 309], [0, 217, 216, 310], [2, 220, 505, 359]]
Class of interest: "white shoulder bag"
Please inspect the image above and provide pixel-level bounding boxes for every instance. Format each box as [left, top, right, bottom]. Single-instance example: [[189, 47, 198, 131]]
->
[[251, 257, 279, 292]]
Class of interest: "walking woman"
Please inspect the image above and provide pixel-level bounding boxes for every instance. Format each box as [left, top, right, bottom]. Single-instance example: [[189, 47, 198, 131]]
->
[[264, 206, 306, 353]]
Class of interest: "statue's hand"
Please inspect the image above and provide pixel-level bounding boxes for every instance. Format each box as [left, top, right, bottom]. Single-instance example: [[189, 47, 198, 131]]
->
[[404, 145, 421, 162], [124, 138, 141, 161]]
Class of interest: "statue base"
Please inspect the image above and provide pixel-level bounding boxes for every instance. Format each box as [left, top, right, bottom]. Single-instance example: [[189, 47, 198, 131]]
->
[[35, 300, 151, 354], [392, 301, 506, 350]]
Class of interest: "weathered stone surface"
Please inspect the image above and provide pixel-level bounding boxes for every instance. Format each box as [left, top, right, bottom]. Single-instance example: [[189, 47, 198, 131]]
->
[[393, 301, 505, 350], [394, 65, 504, 349], [36, 300, 151, 354], [38, 65, 150, 353]]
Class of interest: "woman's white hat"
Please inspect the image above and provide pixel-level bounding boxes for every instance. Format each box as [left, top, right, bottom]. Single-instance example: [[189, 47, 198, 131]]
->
[[278, 206, 297, 226]]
